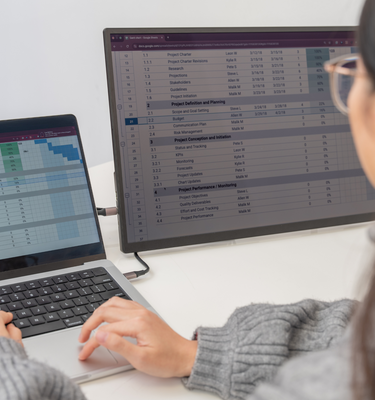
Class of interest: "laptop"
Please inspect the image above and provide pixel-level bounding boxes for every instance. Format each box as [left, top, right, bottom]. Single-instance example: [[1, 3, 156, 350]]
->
[[0, 114, 158, 383]]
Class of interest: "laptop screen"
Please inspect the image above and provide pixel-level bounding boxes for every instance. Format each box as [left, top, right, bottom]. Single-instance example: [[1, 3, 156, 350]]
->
[[0, 115, 104, 275], [103, 27, 375, 253]]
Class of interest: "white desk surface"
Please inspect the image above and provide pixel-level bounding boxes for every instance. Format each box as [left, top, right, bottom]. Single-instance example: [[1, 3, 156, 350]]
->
[[80, 160, 374, 400]]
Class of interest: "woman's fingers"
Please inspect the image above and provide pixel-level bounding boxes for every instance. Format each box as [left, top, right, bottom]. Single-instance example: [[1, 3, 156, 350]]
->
[[95, 330, 138, 358], [78, 335, 101, 360], [78, 306, 153, 361], [0, 312, 14, 338], [79, 298, 146, 343], [0, 312, 22, 345], [99, 297, 141, 311], [79, 322, 140, 361], [78, 300, 198, 378]]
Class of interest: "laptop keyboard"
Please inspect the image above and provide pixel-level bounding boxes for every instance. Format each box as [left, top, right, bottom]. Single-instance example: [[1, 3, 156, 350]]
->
[[0, 267, 131, 338]]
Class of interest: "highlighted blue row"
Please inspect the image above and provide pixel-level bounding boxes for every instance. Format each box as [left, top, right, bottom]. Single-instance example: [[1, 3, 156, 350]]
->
[[34, 139, 82, 163], [125, 118, 138, 126]]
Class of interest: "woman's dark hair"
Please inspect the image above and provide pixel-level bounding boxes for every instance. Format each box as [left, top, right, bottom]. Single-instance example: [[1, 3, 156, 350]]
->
[[352, 3, 375, 399], [358, 0, 375, 84]]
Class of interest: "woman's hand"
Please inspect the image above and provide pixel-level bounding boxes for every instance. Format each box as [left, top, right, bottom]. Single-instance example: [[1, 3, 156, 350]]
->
[[78, 297, 197, 378], [0, 311, 23, 345]]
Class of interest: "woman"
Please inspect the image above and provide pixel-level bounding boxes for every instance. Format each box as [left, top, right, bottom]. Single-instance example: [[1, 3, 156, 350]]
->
[[1, 1, 375, 398]]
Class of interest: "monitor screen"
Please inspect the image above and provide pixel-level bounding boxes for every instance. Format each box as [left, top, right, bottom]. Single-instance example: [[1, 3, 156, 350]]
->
[[103, 27, 375, 253]]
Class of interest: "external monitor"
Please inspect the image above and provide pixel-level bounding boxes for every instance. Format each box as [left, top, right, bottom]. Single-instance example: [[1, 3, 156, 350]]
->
[[103, 27, 375, 253]]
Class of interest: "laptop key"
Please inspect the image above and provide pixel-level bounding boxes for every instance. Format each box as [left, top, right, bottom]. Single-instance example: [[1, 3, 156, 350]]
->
[[86, 303, 100, 313], [22, 299, 37, 308], [29, 316, 45, 326], [91, 285, 105, 294], [65, 282, 80, 290], [21, 320, 66, 338], [0, 295, 10, 304], [53, 276, 68, 284], [52, 284, 66, 293], [60, 300, 75, 309], [16, 309, 32, 319], [92, 268, 107, 277], [79, 271, 94, 279], [77, 287, 92, 296], [63, 317, 83, 328], [78, 279, 92, 287], [50, 293, 65, 302], [25, 281, 40, 290], [73, 306, 88, 316], [73, 297, 89, 306], [31, 306, 47, 316], [39, 278, 54, 287], [9, 293, 25, 302], [0, 305, 9, 312], [10, 284, 26, 293], [0, 286, 12, 295], [92, 276, 112, 285], [100, 290, 126, 301], [58, 309, 74, 319], [8, 302, 23, 311], [66, 273, 81, 282], [104, 282, 119, 291], [86, 294, 102, 303], [45, 312, 59, 322], [65, 290, 79, 299], [14, 319, 31, 329], [45, 303, 61, 312], [24, 290, 39, 299], [38, 287, 53, 296], [37, 296, 51, 305]]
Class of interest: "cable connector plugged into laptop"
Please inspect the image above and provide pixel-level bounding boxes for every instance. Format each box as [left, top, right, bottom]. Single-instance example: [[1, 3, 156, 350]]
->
[[123, 253, 150, 280], [95, 209, 150, 280], [96, 207, 118, 216]]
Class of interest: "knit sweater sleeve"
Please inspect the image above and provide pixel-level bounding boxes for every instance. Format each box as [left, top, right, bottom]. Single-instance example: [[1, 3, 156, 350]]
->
[[0, 337, 86, 400], [182, 298, 355, 400]]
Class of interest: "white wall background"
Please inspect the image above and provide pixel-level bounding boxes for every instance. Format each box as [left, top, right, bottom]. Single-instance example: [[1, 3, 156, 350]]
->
[[0, 0, 365, 168]]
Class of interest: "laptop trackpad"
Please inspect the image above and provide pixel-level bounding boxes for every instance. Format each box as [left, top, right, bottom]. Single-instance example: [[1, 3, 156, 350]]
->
[[24, 328, 119, 378]]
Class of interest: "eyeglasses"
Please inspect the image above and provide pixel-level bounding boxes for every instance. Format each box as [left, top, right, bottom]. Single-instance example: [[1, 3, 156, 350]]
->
[[324, 53, 359, 116]]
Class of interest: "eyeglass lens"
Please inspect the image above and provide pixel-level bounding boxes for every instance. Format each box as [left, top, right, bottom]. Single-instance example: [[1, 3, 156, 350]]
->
[[336, 60, 356, 108]]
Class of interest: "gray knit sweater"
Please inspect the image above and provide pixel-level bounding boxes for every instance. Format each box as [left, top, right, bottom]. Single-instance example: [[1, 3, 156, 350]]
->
[[183, 298, 355, 400], [0, 299, 355, 400], [0, 337, 85, 399]]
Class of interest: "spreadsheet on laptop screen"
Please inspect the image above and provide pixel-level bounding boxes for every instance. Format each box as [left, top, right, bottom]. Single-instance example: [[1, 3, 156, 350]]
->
[[104, 28, 375, 252], [0, 126, 100, 262]]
